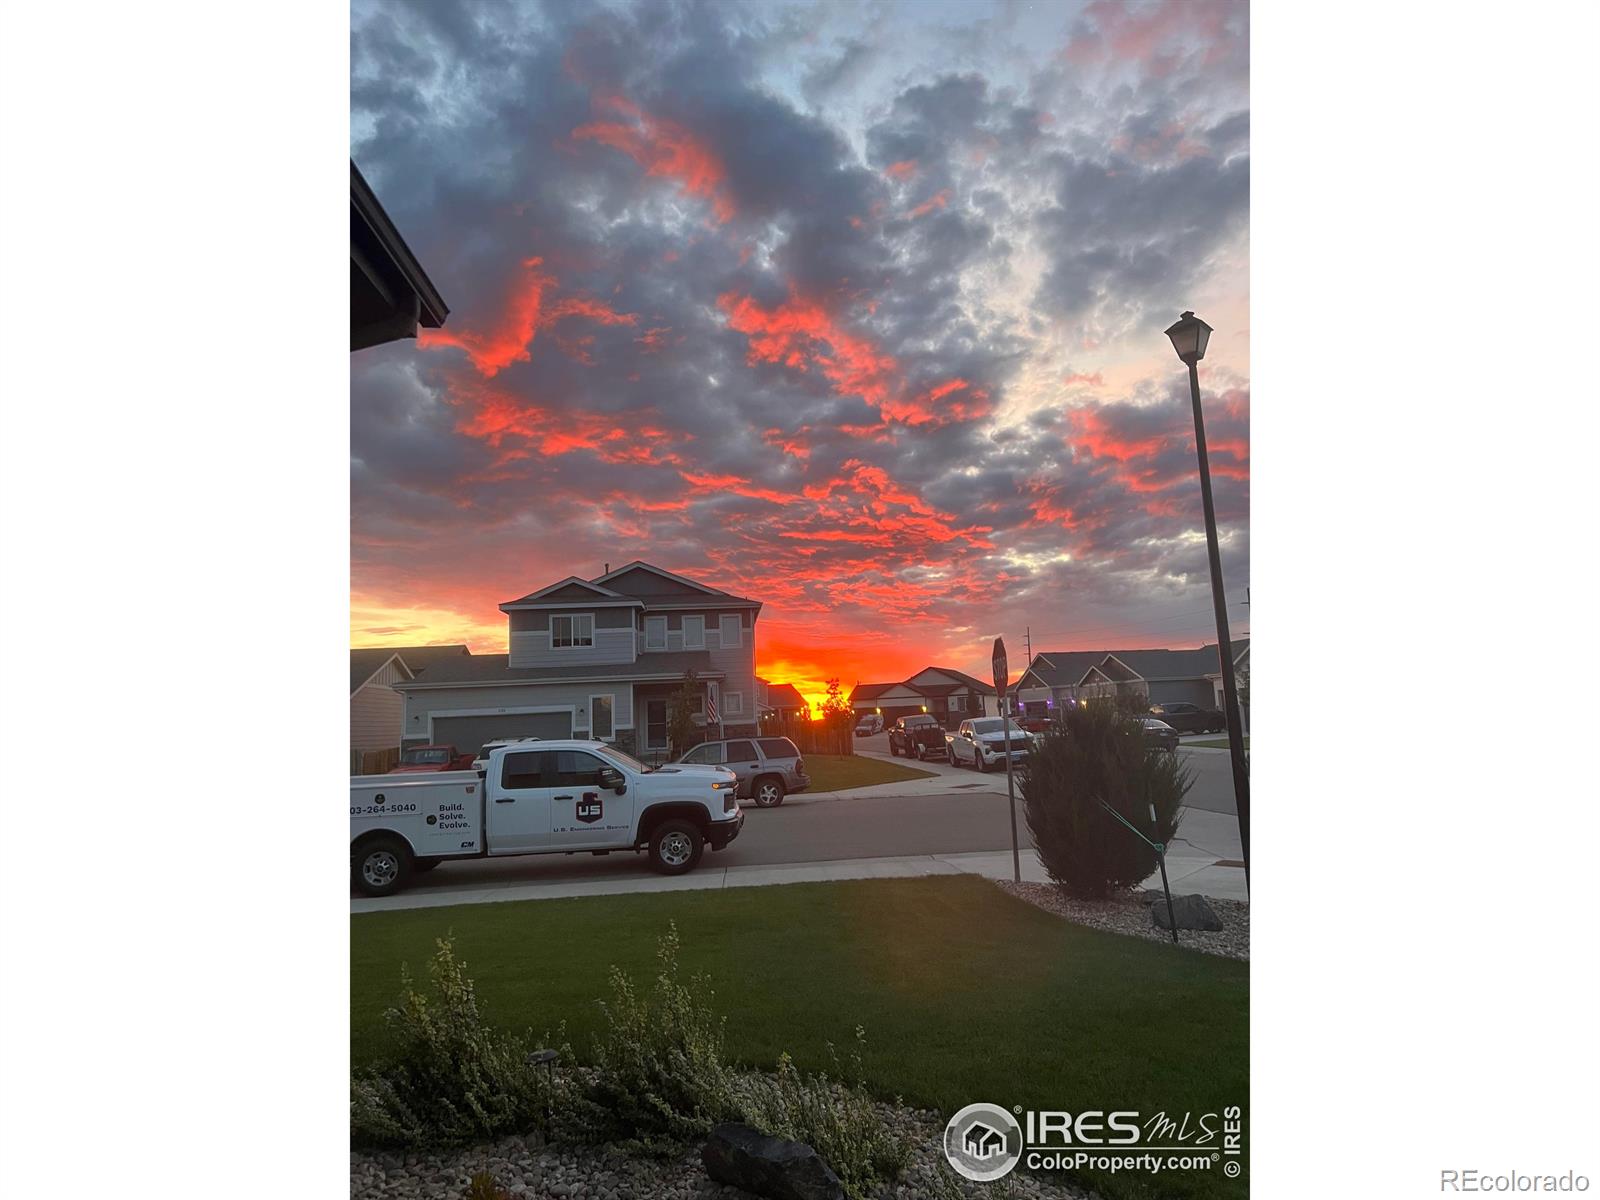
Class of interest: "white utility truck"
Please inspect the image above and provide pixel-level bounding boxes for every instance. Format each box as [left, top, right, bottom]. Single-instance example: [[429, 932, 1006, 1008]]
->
[[350, 740, 743, 897]]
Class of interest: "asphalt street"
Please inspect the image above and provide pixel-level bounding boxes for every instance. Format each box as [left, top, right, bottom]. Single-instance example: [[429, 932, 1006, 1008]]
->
[[367, 738, 1243, 899]]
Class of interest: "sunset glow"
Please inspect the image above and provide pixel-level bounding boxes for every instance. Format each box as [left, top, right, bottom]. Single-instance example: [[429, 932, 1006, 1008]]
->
[[351, 1, 1250, 701]]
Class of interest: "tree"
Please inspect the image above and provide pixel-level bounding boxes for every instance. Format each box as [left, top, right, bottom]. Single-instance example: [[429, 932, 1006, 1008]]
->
[[667, 670, 702, 756], [1020, 702, 1193, 898], [820, 678, 851, 720]]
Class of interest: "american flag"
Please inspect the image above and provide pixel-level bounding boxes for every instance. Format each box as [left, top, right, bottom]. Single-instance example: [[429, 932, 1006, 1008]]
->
[[705, 690, 719, 725]]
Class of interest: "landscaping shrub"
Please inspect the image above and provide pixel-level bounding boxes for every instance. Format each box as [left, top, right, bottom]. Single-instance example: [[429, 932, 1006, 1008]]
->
[[1021, 701, 1192, 898], [350, 937, 550, 1147], [736, 1030, 914, 1200], [577, 922, 743, 1148]]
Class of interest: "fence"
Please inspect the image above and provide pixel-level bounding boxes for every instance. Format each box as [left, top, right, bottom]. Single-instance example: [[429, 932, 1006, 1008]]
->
[[760, 712, 854, 756], [352, 746, 401, 776]]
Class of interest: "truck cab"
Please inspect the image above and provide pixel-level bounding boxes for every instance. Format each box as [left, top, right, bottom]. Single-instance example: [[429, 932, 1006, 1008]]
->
[[351, 740, 742, 897]]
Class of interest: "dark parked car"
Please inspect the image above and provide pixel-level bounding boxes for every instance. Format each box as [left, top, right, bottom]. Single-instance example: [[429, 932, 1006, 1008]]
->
[[1148, 702, 1225, 735], [1138, 717, 1180, 753], [887, 714, 948, 761]]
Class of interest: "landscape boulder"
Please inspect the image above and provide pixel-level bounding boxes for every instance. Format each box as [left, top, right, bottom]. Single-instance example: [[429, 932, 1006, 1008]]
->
[[1152, 893, 1225, 932], [701, 1123, 845, 1200]]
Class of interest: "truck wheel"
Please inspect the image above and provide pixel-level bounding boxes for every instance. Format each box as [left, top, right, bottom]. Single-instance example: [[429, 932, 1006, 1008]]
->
[[754, 777, 786, 807], [648, 820, 704, 875], [352, 836, 411, 897]]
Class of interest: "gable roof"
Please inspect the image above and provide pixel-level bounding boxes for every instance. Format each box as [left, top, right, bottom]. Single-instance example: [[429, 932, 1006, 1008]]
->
[[763, 682, 806, 709], [500, 576, 639, 610], [849, 682, 902, 702], [920, 666, 997, 694], [1026, 640, 1250, 687], [395, 650, 723, 690], [350, 644, 470, 694]]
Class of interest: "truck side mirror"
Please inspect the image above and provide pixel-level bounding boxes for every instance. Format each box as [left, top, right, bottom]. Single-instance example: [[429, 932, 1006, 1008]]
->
[[597, 766, 626, 794]]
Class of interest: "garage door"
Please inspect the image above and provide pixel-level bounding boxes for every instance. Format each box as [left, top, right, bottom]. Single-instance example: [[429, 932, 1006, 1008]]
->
[[429, 711, 574, 757]]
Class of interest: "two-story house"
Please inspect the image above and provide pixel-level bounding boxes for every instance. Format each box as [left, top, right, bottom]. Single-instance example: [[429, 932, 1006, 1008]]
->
[[391, 562, 761, 758]]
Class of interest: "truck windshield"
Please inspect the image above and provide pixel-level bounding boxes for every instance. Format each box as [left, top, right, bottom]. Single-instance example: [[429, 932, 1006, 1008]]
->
[[602, 747, 655, 774], [401, 749, 449, 764]]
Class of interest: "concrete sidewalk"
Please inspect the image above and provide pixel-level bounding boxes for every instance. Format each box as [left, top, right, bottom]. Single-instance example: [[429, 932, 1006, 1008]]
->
[[352, 813, 1247, 914]]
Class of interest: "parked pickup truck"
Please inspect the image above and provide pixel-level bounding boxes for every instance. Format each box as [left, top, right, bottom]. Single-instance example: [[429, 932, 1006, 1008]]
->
[[389, 744, 473, 773], [887, 714, 948, 761], [351, 739, 744, 897]]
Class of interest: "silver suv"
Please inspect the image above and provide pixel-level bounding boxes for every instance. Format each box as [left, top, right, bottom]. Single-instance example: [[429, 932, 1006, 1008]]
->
[[674, 736, 810, 807]]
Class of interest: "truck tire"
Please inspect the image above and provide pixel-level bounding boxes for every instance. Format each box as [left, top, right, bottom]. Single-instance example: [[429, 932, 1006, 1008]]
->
[[647, 819, 704, 875], [352, 835, 412, 897], [753, 776, 786, 807]]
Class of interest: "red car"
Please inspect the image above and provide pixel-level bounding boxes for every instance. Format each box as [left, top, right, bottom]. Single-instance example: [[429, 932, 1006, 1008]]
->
[[389, 744, 471, 773]]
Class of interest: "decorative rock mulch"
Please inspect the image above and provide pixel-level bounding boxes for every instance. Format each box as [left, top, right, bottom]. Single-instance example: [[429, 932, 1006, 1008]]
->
[[351, 1096, 1102, 1199], [992, 880, 1249, 961]]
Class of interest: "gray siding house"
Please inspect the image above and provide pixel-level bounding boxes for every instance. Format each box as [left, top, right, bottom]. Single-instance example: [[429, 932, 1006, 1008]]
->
[[393, 562, 762, 758], [350, 644, 472, 759], [1014, 641, 1250, 716], [849, 667, 999, 726]]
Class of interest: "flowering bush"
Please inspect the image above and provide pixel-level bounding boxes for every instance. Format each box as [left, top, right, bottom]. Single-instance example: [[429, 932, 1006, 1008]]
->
[[350, 937, 550, 1147]]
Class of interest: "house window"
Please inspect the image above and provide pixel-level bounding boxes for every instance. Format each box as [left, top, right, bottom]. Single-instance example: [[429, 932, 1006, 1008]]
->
[[590, 694, 614, 740], [718, 613, 740, 648], [723, 691, 743, 716], [682, 615, 705, 649], [645, 615, 666, 650], [551, 614, 594, 648]]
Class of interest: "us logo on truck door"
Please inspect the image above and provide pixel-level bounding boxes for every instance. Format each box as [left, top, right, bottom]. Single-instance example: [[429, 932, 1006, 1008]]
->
[[576, 793, 603, 824]]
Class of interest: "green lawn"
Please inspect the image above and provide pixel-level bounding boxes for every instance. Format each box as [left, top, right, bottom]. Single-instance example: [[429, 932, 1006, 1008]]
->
[[1188, 736, 1249, 751], [352, 876, 1248, 1200], [801, 752, 935, 792]]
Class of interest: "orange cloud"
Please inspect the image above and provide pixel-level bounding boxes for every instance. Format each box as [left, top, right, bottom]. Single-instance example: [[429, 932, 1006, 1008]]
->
[[419, 258, 636, 377], [418, 257, 557, 377], [573, 93, 736, 223], [884, 159, 918, 180], [908, 188, 950, 219]]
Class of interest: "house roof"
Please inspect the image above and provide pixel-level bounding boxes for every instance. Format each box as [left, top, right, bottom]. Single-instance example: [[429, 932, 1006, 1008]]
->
[[921, 667, 997, 694], [500, 562, 760, 612], [350, 644, 470, 694], [1026, 640, 1250, 687], [851, 666, 997, 704], [849, 682, 902, 702], [762, 682, 806, 709], [350, 160, 448, 351], [395, 650, 723, 690]]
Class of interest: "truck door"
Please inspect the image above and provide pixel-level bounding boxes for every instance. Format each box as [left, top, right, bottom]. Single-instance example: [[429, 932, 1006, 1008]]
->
[[485, 749, 557, 854], [547, 748, 636, 851]]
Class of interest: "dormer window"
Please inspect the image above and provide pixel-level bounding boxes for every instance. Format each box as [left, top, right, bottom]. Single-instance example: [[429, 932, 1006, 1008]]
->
[[551, 614, 594, 648]]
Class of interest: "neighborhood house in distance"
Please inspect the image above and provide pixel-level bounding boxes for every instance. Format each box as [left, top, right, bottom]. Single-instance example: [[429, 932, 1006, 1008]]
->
[[1013, 642, 1250, 718], [849, 667, 1003, 726], [388, 562, 761, 758]]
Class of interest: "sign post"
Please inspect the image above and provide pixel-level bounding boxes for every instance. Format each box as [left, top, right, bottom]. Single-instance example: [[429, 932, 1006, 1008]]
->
[[993, 637, 1020, 883]]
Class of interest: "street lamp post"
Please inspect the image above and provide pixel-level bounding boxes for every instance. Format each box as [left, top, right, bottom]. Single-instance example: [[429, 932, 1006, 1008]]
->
[[1164, 311, 1250, 891]]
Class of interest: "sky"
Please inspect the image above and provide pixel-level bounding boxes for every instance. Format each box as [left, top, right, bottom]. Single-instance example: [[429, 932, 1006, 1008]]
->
[[350, 0, 1250, 710]]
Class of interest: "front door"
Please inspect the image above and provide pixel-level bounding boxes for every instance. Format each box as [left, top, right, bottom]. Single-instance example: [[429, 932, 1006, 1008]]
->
[[547, 748, 635, 851], [485, 748, 556, 854]]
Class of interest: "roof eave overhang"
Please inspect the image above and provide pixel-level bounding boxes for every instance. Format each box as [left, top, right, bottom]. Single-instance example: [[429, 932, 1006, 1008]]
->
[[396, 669, 726, 692]]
